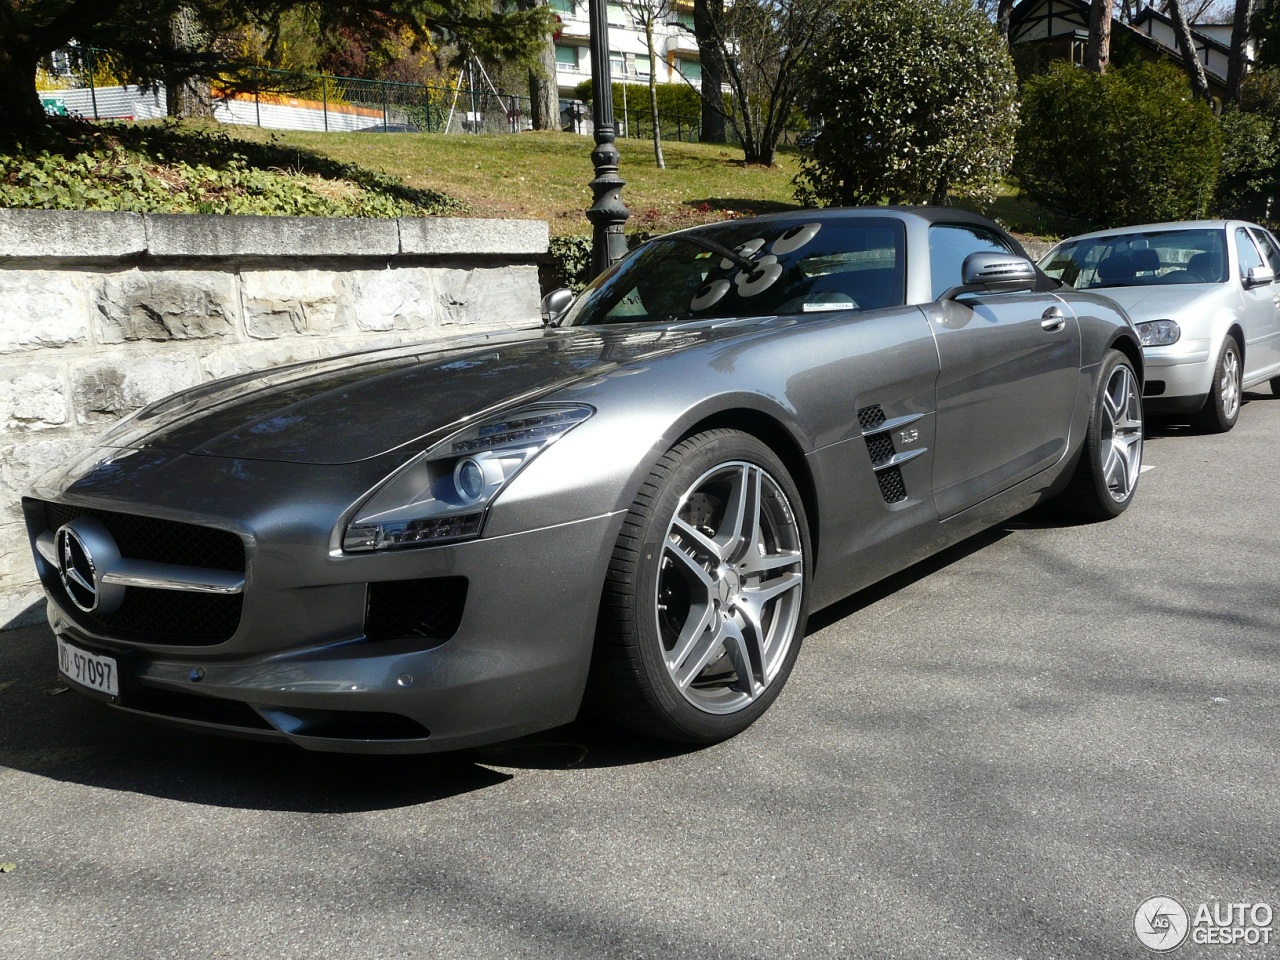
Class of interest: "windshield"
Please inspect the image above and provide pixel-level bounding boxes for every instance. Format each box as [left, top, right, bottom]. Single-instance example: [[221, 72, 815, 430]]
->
[[1041, 228, 1228, 289], [562, 217, 906, 326]]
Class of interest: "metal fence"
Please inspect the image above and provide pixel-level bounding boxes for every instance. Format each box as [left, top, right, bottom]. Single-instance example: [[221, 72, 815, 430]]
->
[[38, 48, 706, 142]]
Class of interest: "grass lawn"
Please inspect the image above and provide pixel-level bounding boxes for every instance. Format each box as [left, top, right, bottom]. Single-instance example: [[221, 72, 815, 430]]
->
[[225, 127, 807, 236], [0, 119, 1054, 240]]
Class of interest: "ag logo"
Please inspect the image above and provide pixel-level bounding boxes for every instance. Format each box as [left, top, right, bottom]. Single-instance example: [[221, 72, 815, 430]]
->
[[1134, 896, 1189, 952], [899, 428, 919, 444]]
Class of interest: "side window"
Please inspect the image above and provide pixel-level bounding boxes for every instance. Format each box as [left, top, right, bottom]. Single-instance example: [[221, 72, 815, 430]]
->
[[1248, 228, 1280, 275], [1235, 227, 1265, 279], [929, 224, 1014, 300]]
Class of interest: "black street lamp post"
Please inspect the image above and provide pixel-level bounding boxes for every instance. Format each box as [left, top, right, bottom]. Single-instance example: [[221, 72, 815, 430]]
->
[[586, 0, 630, 275]]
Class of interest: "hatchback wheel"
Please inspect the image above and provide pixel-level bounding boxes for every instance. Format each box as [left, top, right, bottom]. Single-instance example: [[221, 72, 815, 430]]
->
[[1195, 335, 1242, 433]]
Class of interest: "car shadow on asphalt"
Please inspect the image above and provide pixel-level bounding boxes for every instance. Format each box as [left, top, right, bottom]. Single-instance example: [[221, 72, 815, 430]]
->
[[1144, 389, 1276, 437], [0, 619, 704, 804]]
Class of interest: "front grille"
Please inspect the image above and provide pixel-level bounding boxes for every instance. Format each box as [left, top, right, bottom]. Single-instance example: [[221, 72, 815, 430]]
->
[[865, 431, 895, 466], [38, 501, 245, 645], [365, 577, 468, 644], [876, 467, 907, 504], [857, 404, 886, 430], [44, 503, 244, 572]]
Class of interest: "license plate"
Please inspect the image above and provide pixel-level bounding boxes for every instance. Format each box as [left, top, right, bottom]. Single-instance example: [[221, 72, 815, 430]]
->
[[56, 637, 119, 697]]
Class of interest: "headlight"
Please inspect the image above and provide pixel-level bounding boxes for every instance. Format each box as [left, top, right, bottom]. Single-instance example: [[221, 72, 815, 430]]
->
[[1136, 320, 1181, 346], [342, 404, 594, 552]]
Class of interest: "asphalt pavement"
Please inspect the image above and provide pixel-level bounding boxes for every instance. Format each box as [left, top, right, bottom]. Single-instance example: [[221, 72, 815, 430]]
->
[[2, 389, 1278, 960]]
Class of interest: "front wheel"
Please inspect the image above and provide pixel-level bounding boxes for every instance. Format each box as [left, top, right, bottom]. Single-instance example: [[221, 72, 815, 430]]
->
[[588, 430, 810, 743], [1194, 335, 1242, 433], [1059, 349, 1144, 521]]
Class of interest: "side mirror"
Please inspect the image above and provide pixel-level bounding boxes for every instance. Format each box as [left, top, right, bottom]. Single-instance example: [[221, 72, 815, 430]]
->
[[961, 251, 1038, 287], [540, 288, 574, 327], [940, 252, 1039, 301], [1245, 264, 1275, 288]]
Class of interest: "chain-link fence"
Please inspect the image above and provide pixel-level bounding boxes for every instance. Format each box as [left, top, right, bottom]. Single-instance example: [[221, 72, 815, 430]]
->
[[37, 48, 705, 141]]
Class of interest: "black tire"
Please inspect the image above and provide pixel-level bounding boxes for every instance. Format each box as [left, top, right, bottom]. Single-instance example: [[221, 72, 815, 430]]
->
[[587, 430, 811, 744], [1193, 335, 1242, 433], [1270, 375, 1280, 397], [1059, 349, 1144, 521]]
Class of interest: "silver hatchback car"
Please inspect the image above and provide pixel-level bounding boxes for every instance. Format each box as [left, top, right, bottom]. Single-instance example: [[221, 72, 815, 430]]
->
[[1041, 220, 1280, 431]]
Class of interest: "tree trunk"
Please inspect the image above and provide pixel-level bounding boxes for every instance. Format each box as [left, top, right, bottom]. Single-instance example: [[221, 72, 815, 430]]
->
[[997, 0, 1014, 40], [1168, 0, 1214, 102], [694, 0, 726, 143], [167, 4, 213, 118], [0, 42, 48, 134], [1086, 0, 1113, 72], [645, 23, 665, 167], [1225, 0, 1253, 105], [525, 0, 560, 129]]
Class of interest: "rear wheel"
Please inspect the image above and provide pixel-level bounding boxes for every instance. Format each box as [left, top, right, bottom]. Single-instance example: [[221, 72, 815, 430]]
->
[[1270, 375, 1280, 397], [1194, 335, 1242, 433], [588, 430, 810, 743], [1059, 349, 1143, 520]]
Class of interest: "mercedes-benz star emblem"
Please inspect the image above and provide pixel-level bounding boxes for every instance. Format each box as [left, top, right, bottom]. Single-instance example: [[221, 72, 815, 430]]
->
[[54, 518, 125, 615]]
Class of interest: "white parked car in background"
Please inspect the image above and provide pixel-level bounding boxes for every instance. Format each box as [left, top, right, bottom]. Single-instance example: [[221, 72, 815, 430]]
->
[[1041, 220, 1280, 432]]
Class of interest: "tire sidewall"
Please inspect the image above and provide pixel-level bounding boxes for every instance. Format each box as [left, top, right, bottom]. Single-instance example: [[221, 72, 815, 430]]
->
[[629, 431, 811, 741]]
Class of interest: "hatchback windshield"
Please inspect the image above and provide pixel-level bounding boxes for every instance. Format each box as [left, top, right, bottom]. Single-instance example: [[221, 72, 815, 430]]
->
[[1041, 228, 1228, 289], [562, 217, 906, 326]]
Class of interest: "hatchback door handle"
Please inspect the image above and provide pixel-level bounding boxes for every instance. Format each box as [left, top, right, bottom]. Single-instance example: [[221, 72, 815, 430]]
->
[[1041, 306, 1066, 332]]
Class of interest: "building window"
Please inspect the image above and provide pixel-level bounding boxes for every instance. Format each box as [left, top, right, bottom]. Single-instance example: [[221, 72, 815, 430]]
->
[[550, 0, 576, 14], [555, 44, 580, 70], [609, 50, 625, 75], [636, 55, 652, 79], [680, 59, 702, 82]]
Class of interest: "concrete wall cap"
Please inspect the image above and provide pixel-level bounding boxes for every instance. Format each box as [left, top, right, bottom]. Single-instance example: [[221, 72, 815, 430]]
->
[[398, 218, 549, 256], [145, 214, 401, 258], [0, 209, 147, 259]]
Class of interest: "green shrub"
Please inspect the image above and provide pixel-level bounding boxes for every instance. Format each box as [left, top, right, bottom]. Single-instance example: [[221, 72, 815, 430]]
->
[[0, 119, 461, 217], [794, 0, 1018, 207], [546, 234, 594, 292], [1214, 68, 1280, 226], [572, 79, 706, 120], [1014, 61, 1221, 232]]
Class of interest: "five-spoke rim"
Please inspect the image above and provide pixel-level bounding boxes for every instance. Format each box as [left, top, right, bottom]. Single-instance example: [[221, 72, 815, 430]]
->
[[655, 461, 804, 714], [1100, 363, 1143, 502], [1221, 346, 1241, 421]]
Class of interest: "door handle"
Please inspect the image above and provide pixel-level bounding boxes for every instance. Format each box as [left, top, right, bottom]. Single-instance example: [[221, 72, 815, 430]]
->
[[1041, 306, 1066, 332]]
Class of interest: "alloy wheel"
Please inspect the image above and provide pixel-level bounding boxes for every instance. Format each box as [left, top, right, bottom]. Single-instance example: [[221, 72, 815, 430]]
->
[[655, 461, 804, 715]]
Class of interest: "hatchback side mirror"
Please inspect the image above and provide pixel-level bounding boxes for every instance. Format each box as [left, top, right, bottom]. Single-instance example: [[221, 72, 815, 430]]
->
[[1245, 264, 1275, 288], [541, 288, 575, 327]]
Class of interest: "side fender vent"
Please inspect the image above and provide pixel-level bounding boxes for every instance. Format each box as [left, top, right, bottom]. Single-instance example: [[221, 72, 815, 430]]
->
[[876, 467, 908, 504], [857, 404, 886, 430]]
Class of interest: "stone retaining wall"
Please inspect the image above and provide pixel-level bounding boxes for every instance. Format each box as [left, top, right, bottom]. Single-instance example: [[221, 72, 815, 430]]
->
[[0, 210, 549, 629]]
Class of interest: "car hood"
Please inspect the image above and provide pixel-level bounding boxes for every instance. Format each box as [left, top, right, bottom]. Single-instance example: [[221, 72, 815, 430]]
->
[[1088, 283, 1223, 320], [91, 326, 722, 464]]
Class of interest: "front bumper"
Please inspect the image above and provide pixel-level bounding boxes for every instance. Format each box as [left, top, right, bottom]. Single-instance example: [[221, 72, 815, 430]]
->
[[35, 502, 623, 754], [1141, 337, 1213, 413]]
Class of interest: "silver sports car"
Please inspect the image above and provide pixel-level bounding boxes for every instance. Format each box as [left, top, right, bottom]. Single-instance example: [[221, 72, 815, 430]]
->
[[1040, 220, 1280, 432], [25, 208, 1144, 753]]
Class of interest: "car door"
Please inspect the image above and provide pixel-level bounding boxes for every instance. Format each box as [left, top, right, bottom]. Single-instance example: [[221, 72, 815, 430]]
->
[[1232, 227, 1279, 383], [1245, 226, 1280, 380], [923, 223, 1082, 519]]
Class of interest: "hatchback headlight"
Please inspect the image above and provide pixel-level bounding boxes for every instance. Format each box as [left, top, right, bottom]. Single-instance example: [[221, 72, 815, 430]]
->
[[342, 404, 594, 552], [1136, 320, 1181, 346]]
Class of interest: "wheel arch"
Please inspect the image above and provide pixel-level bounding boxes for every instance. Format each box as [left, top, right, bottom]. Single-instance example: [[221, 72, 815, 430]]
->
[[675, 408, 821, 567], [1226, 322, 1246, 367], [1108, 332, 1145, 386]]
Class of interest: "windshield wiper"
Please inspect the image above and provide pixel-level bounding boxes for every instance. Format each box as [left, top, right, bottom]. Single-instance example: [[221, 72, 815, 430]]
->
[[655, 234, 760, 272]]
